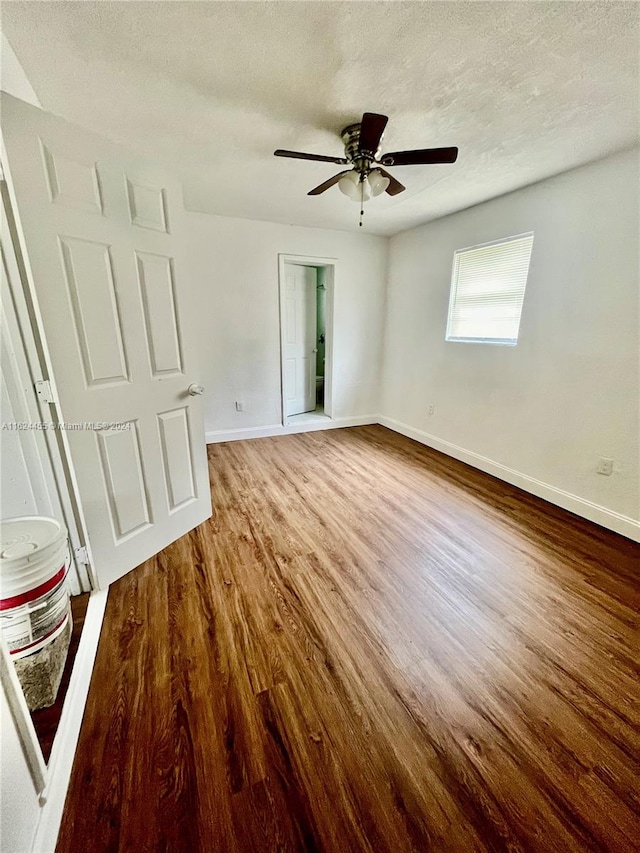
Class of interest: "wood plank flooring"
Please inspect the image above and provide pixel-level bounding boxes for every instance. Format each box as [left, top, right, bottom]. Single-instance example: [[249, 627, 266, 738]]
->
[[57, 426, 640, 852]]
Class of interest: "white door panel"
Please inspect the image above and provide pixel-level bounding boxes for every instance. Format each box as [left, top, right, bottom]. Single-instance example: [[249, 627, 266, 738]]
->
[[136, 252, 183, 376], [157, 407, 197, 510], [283, 264, 317, 417], [1, 94, 212, 588]]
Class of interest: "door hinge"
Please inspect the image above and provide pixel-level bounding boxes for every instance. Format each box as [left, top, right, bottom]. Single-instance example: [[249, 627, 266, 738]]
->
[[34, 379, 56, 405], [74, 546, 90, 566]]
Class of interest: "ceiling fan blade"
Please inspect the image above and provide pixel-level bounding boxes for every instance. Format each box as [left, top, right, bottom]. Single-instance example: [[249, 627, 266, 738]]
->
[[381, 147, 459, 166], [307, 170, 352, 196], [274, 149, 348, 165], [358, 113, 389, 154], [377, 168, 406, 196]]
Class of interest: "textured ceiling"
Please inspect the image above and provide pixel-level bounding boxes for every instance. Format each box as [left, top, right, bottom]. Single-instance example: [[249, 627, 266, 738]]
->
[[2, 1, 639, 236]]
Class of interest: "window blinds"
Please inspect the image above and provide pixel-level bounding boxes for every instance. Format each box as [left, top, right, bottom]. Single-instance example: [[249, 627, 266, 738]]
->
[[446, 232, 534, 345]]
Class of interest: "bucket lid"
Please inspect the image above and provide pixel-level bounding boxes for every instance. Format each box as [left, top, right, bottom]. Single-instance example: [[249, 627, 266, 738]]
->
[[0, 515, 67, 576]]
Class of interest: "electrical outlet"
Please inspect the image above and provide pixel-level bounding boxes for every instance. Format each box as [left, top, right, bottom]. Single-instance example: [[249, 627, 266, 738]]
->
[[596, 457, 613, 476], [428, 404, 435, 415], [235, 401, 244, 412]]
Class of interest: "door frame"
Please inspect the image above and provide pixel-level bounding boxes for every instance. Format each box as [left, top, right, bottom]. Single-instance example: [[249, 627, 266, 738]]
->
[[278, 254, 335, 427]]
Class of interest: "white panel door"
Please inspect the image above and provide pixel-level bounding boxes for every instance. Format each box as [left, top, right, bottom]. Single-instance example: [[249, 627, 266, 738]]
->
[[283, 264, 317, 417], [0, 94, 212, 588]]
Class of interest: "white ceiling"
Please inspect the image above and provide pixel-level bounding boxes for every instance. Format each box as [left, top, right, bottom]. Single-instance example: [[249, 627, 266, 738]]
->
[[2, 1, 638, 236]]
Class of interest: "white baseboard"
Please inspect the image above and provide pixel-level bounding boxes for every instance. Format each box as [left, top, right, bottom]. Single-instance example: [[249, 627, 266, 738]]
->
[[378, 416, 640, 543], [206, 415, 377, 444], [32, 588, 108, 853]]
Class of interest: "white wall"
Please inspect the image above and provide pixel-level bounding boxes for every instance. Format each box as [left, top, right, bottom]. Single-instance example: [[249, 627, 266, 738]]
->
[[0, 34, 41, 107], [186, 213, 388, 436], [0, 680, 40, 852], [0, 40, 49, 518], [0, 69, 46, 853], [381, 149, 640, 533]]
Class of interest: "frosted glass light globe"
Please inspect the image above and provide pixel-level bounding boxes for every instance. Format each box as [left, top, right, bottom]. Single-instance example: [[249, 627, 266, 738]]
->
[[338, 171, 360, 200], [368, 169, 390, 197], [338, 171, 371, 203]]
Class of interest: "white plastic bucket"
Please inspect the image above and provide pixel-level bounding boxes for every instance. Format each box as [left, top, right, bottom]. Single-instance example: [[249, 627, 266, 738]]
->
[[0, 516, 71, 659]]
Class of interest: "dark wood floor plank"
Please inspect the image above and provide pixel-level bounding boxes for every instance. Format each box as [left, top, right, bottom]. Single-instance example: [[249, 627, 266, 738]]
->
[[58, 426, 640, 852]]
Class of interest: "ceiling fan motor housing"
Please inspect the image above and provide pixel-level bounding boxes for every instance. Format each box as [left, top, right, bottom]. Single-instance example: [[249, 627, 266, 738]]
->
[[341, 123, 381, 174]]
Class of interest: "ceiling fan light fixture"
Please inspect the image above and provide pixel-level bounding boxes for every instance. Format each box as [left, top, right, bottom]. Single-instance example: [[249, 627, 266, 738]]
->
[[368, 169, 391, 197], [338, 171, 360, 200], [338, 171, 371, 202]]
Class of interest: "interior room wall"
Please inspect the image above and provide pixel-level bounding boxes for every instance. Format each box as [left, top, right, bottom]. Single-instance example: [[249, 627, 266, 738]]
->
[[0, 681, 40, 853], [0, 73, 47, 853], [0, 374, 43, 517], [0, 34, 41, 107], [380, 148, 640, 536], [0, 41, 47, 517], [186, 213, 388, 437]]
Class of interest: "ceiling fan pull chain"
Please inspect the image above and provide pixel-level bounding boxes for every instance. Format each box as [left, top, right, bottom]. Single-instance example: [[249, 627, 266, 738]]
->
[[360, 179, 364, 227]]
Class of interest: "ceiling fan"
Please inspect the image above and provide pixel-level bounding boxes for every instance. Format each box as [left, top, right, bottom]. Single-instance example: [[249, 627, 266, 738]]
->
[[274, 112, 458, 225]]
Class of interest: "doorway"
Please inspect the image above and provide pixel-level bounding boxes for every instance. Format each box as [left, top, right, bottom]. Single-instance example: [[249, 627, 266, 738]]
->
[[278, 255, 334, 426]]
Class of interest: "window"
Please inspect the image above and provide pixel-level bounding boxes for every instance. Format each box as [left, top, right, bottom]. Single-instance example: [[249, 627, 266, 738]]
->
[[445, 232, 534, 345]]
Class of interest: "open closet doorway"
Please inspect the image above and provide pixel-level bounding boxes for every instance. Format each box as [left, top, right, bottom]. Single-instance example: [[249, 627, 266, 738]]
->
[[278, 255, 334, 426]]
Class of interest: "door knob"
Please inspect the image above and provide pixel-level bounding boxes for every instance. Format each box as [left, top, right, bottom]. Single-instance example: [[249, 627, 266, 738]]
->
[[188, 383, 205, 396]]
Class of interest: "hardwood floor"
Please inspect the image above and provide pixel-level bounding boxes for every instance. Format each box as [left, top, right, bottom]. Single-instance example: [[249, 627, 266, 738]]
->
[[57, 426, 640, 852]]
